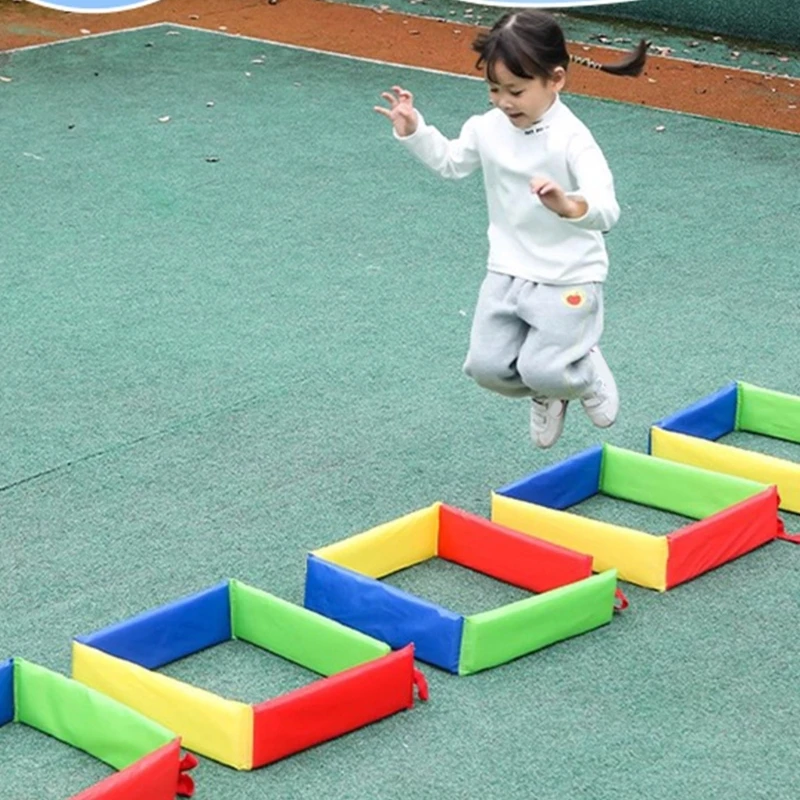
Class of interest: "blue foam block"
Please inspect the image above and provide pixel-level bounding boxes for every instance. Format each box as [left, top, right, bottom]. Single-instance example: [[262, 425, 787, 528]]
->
[[495, 445, 603, 509], [650, 382, 738, 449], [75, 581, 232, 669], [0, 659, 13, 726], [304, 555, 464, 673]]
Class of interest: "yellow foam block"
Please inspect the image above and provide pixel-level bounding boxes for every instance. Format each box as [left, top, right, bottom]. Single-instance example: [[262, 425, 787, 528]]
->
[[312, 503, 440, 578], [491, 493, 668, 591], [72, 642, 253, 769], [651, 428, 800, 512]]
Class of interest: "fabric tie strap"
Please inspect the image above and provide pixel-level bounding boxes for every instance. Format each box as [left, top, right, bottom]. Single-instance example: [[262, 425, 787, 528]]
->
[[413, 669, 429, 701], [614, 588, 629, 612], [776, 518, 800, 544], [176, 752, 199, 797]]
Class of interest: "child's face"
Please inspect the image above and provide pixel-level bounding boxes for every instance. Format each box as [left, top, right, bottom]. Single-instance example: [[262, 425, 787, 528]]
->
[[487, 60, 566, 128]]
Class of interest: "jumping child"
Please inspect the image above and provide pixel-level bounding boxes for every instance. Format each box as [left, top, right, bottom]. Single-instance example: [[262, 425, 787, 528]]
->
[[375, 11, 647, 447]]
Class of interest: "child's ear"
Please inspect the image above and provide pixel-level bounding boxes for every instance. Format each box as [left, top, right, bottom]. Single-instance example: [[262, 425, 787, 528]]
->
[[551, 67, 567, 91]]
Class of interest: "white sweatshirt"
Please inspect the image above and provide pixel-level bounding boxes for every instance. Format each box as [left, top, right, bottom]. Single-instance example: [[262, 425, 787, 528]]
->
[[395, 96, 620, 285]]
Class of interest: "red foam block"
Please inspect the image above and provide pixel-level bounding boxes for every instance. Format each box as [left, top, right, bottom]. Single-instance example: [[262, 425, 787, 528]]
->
[[71, 739, 192, 800], [437, 504, 593, 594], [252, 645, 420, 767], [666, 486, 779, 589]]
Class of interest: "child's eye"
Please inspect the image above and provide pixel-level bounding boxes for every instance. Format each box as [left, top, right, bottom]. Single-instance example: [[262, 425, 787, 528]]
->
[[510, 90, 523, 97], [489, 87, 499, 93]]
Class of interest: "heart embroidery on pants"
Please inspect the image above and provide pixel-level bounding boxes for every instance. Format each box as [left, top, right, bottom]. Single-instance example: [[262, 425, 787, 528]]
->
[[562, 289, 586, 308]]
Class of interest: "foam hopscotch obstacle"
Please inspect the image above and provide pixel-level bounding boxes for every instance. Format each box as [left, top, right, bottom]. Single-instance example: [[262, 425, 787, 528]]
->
[[491, 444, 788, 592], [304, 503, 622, 675], [72, 580, 428, 771], [0, 657, 197, 799], [651, 381, 800, 521]]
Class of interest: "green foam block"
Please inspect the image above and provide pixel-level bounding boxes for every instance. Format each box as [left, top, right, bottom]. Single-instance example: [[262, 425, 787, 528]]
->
[[14, 658, 174, 770], [737, 383, 800, 444], [600, 444, 766, 520], [458, 571, 617, 676], [230, 580, 389, 677]]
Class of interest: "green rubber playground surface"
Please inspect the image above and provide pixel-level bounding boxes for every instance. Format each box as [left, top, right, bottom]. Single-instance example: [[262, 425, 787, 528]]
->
[[1, 25, 798, 799]]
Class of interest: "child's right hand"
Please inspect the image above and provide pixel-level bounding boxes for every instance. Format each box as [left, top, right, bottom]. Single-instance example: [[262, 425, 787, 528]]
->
[[374, 85, 418, 137]]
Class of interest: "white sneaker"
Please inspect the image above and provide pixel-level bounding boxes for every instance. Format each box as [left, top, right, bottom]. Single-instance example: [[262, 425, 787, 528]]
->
[[530, 398, 568, 448], [581, 347, 619, 428]]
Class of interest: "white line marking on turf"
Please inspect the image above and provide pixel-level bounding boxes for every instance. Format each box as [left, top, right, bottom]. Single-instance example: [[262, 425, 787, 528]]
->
[[2, 22, 169, 54]]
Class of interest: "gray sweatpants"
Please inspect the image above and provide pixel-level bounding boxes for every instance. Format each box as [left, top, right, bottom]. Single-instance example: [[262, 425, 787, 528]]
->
[[463, 272, 604, 401]]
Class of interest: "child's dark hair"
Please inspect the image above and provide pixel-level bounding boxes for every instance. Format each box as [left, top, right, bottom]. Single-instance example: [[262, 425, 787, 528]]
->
[[473, 11, 648, 82]]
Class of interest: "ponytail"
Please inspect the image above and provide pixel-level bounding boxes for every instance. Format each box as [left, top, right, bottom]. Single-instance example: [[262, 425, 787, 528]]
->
[[569, 39, 649, 77]]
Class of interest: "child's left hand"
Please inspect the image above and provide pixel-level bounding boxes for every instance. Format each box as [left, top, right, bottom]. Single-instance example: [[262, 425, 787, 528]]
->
[[531, 176, 587, 219]]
